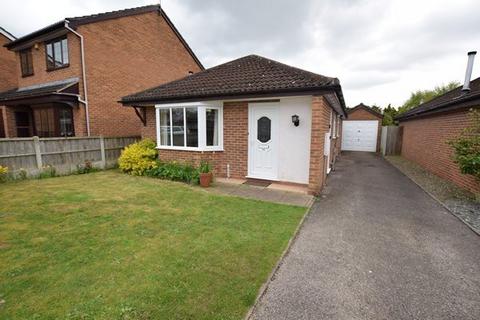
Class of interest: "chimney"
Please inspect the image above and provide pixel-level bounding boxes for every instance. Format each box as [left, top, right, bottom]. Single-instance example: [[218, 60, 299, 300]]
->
[[462, 51, 476, 92]]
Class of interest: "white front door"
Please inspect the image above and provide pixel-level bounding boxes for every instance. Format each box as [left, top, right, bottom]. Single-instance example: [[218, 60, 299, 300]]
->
[[248, 103, 278, 180], [341, 120, 378, 152]]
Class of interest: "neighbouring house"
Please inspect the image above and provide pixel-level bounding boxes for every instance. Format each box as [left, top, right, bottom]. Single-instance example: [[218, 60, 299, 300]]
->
[[342, 103, 383, 152], [0, 27, 17, 138], [396, 52, 480, 194], [0, 4, 203, 138], [121, 55, 347, 194]]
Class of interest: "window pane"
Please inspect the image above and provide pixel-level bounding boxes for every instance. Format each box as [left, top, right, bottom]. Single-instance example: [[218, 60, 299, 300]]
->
[[54, 41, 62, 67], [59, 108, 74, 137], [159, 109, 171, 146], [206, 108, 219, 146], [46, 44, 54, 69], [186, 108, 198, 147], [172, 108, 185, 147], [62, 39, 69, 64], [20, 50, 33, 76], [257, 116, 271, 143]]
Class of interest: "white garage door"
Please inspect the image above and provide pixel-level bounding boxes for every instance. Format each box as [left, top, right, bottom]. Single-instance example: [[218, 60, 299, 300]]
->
[[341, 120, 378, 152]]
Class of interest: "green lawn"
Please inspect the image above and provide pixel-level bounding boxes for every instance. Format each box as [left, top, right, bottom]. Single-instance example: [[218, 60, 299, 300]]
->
[[0, 171, 305, 319]]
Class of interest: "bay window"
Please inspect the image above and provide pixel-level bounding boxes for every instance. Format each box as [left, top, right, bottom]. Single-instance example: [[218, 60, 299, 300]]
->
[[155, 103, 223, 151]]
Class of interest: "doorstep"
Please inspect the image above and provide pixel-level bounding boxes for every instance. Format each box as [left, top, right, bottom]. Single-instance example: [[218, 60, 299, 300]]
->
[[210, 177, 314, 207]]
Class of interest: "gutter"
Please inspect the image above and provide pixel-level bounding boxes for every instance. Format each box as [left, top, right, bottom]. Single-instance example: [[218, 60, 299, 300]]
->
[[64, 20, 91, 136]]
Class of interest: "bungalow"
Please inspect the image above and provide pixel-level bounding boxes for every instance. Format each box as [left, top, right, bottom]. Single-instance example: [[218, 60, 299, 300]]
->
[[396, 51, 480, 194], [121, 55, 347, 194], [0, 5, 203, 138]]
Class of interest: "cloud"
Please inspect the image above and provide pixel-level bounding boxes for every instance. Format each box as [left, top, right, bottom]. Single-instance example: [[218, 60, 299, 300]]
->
[[1, 0, 478, 107]]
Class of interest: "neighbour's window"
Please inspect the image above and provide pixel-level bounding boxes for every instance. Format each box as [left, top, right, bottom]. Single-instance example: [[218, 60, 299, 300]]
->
[[15, 111, 32, 137], [20, 49, 34, 77], [33, 106, 74, 137], [45, 37, 69, 70], [156, 105, 222, 150]]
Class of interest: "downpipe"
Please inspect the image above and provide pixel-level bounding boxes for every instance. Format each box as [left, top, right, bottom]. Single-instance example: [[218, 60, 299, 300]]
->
[[64, 21, 91, 136]]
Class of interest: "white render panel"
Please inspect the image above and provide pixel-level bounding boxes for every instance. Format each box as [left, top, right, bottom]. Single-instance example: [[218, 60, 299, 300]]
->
[[276, 96, 312, 184]]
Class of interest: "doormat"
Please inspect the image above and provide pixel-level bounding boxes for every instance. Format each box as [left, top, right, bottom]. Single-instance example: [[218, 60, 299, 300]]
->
[[243, 179, 272, 187]]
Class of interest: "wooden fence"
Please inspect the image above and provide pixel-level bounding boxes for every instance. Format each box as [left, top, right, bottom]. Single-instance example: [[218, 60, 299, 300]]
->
[[380, 126, 403, 156], [0, 136, 139, 177]]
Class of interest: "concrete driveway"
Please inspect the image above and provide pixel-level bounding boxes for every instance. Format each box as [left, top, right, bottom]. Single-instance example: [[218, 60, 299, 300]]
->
[[251, 152, 480, 320]]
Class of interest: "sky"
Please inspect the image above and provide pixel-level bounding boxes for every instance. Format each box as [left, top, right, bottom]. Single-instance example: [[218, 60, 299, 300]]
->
[[1, 0, 479, 108]]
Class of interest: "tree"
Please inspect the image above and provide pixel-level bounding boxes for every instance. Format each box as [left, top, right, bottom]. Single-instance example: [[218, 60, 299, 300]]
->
[[382, 104, 398, 126], [398, 81, 460, 114]]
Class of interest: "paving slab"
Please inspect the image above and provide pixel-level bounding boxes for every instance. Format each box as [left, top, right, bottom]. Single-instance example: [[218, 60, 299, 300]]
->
[[208, 180, 313, 207], [250, 152, 480, 320]]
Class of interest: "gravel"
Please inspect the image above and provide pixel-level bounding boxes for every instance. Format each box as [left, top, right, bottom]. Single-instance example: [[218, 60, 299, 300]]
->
[[386, 156, 480, 235]]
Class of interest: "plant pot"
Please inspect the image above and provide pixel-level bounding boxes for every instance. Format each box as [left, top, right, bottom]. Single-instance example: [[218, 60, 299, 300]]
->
[[199, 172, 213, 188]]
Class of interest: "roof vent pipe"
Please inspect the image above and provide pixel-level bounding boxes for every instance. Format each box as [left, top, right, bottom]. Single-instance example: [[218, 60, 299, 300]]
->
[[462, 51, 476, 92]]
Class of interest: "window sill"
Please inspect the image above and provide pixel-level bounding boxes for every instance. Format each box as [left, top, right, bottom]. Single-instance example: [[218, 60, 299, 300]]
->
[[156, 146, 223, 152], [21, 73, 34, 78], [46, 64, 70, 72]]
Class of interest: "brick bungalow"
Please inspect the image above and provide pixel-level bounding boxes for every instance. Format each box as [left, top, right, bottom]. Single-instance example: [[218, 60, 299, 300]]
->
[[0, 5, 203, 138], [121, 55, 347, 194], [396, 76, 480, 194], [342, 103, 383, 152]]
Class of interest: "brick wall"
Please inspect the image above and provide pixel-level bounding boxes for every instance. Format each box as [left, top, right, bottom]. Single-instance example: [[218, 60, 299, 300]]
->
[[142, 97, 338, 194], [141, 101, 249, 179], [308, 96, 332, 194], [400, 109, 480, 194], [16, 33, 83, 91], [80, 11, 202, 137], [0, 34, 17, 92], [347, 107, 382, 152], [4, 10, 201, 138]]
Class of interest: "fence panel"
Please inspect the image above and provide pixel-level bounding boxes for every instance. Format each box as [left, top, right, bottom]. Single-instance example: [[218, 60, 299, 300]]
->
[[380, 126, 403, 156], [0, 136, 139, 177]]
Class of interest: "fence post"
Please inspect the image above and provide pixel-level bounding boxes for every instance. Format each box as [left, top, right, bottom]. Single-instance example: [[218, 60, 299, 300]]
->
[[33, 136, 43, 169], [99, 136, 106, 169]]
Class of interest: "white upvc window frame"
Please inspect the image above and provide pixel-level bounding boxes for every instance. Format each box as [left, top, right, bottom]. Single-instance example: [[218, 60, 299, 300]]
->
[[155, 101, 223, 152]]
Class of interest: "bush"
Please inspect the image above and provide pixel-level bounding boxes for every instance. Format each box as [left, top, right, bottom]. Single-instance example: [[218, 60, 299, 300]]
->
[[118, 139, 158, 175], [449, 109, 480, 180], [0, 165, 8, 183], [39, 165, 56, 179], [146, 161, 200, 184]]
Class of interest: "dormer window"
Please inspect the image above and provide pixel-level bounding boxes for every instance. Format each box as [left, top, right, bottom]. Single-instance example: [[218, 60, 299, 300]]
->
[[20, 49, 34, 77], [45, 37, 69, 70]]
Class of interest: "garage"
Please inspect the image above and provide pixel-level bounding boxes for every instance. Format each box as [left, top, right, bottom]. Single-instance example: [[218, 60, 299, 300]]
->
[[341, 103, 383, 152], [341, 120, 378, 152]]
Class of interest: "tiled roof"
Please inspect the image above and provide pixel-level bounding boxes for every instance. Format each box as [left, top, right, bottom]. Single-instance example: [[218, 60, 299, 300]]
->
[[0, 78, 78, 102], [396, 77, 480, 120], [348, 103, 383, 118], [121, 54, 346, 115]]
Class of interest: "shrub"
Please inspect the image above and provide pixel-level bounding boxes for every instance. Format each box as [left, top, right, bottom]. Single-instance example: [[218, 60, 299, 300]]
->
[[0, 165, 8, 183], [118, 139, 158, 175], [39, 165, 56, 179], [449, 109, 480, 180], [198, 161, 211, 174], [76, 160, 98, 175], [146, 161, 200, 184]]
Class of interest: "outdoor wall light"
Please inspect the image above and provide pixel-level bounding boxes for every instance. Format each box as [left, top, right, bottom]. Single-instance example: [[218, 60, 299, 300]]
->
[[292, 114, 300, 126]]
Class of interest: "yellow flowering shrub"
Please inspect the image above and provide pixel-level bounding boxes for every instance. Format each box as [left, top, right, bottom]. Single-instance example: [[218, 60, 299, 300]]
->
[[0, 165, 8, 182], [118, 139, 158, 175]]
